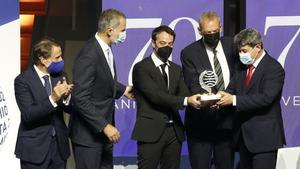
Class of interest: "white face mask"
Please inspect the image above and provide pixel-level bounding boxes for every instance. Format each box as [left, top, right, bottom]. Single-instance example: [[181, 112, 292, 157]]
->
[[113, 30, 126, 44], [239, 52, 255, 65]]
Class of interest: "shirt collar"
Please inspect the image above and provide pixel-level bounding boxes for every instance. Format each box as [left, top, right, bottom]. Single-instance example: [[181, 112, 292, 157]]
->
[[95, 32, 110, 53], [34, 64, 49, 79], [253, 50, 266, 68], [151, 52, 170, 67]]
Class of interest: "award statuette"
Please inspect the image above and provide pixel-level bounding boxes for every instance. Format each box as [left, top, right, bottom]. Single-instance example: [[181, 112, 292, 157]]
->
[[199, 70, 221, 101]]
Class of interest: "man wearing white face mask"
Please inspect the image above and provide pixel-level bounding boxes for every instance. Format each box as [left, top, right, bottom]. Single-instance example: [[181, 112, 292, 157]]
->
[[217, 28, 286, 169], [70, 8, 134, 169]]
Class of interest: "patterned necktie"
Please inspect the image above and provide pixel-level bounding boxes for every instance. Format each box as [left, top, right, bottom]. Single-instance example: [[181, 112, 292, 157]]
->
[[246, 64, 255, 87], [160, 63, 168, 88], [107, 48, 115, 77], [213, 49, 225, 91], [42, 75, 51, 96]]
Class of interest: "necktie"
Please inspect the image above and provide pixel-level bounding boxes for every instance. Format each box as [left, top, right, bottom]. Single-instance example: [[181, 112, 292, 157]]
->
[[160, 63, 168, 88], [42, 75, 51, 96], [107, 48, 115, 77], [42, 75, 56, 136], [160, 63, 173, 122], [246, 64, 255, 87], [213, 49, 225, 91]]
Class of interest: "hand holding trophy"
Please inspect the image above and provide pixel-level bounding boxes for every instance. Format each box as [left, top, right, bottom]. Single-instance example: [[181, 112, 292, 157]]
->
[[199, 70, 221, 107]]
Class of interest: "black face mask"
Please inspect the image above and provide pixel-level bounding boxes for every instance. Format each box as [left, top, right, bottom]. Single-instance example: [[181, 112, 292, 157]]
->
[[156, 46, 173, 63], [203, 32, 220, 49]]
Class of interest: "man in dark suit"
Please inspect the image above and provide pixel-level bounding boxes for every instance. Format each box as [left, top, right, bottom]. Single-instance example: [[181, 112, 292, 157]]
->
[[14, 38, 73, 169], [131, 25, 202, 169], [181, 11, 237, 169], [70, 9, 134, 169], [218, 28, 286, 169]]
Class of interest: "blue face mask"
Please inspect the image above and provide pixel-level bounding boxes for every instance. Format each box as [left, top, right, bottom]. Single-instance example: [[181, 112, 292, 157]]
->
[[47, 60, 64, 74], [239, 52, 254, 65], [113, 31, 126, 44]]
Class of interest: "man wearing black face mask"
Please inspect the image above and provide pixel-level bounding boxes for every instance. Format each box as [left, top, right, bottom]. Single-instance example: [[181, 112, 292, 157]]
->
[[14, 38, 73, 169], [131, 25, 202, 169], [181, 12, 238, 169]]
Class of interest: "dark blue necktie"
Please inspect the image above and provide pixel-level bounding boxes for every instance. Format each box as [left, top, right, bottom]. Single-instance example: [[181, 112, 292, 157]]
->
[[42, 75, 56, 136], [42, 75, 51, 96]]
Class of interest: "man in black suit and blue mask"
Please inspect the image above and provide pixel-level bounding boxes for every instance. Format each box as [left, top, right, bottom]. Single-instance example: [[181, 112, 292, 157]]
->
[[14, 38, 73, 169], [131, 25, 202, 169], [181, 11, 237, 169]]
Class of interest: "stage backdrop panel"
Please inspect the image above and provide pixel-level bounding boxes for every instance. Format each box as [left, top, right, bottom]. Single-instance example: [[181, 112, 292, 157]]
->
[[246, 0, 300, 146], [103, 0, 223, 156], [0, 0, 21, 168]]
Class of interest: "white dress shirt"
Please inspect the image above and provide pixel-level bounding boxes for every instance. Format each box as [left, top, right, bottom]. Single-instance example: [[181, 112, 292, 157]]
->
[[205, 40, 230, 89], [151, 52, 188, 106], [95, 33, 114, 77]]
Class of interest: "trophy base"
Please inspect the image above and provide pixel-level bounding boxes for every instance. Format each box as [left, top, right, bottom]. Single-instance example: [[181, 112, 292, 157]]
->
[[200, 94, 221, 102]]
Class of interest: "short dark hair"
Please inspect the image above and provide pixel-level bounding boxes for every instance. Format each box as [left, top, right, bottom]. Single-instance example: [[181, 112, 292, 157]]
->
[[151, 25, 176, 41], [234, 28, 263, 49], [32, 37, 61, 65], [97, 8, 126, 32]]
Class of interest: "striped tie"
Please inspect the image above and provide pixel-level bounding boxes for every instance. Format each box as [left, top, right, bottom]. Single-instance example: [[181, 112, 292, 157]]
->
[[213, 49, 225, 91]]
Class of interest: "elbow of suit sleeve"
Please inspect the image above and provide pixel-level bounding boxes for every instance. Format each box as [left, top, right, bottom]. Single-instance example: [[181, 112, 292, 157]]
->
[[115, 82, 126, 99]]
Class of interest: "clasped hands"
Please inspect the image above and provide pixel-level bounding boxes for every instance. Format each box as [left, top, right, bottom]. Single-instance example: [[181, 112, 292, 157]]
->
[[51, 77, 74, 103]]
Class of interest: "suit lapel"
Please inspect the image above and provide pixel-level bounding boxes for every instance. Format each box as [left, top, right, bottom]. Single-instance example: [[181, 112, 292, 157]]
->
[[241, 68, 248, 94], [93, 38, 114, 84], [168, 63, 177, 94], [198, 40, 213, 71], [30, 67, 50, 98], [246, 55, 268, 93], [148, 57, 169, 91], [220, 38, 234, 78]]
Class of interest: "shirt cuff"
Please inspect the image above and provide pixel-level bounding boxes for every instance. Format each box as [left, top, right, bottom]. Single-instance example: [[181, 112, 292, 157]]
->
[[63, 94, 71, 105], [183, 97, 188, 106], [49, 96, 58, 107], [232, 95, 237, 106]]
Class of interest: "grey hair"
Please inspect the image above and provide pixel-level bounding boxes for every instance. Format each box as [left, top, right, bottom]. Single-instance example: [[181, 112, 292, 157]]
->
[[199, 11, 220, 28], [97, 9, 126, 33], [234, 28, 263, 49]]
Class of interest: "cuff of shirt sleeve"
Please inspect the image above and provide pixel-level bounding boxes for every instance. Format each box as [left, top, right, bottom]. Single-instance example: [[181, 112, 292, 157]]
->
[[49, 96, 58, 107], [63, 94, 71, 105], [183, 97, 188, 106], [232, 95, 237, 106]]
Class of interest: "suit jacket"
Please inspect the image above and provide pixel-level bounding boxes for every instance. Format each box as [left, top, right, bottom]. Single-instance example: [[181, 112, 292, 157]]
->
[[181, 37, 237, 139], [14, 67, 70, 163], [131, 56, 189, 143], [226, 52, 286, 153], [70, 37, 125, 147]]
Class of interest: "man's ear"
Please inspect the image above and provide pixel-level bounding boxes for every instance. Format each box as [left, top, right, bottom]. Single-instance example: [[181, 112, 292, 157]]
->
[[106, 27, 113, 37], [39, 56, 49, 66], [151, 40, 156, 49], [198, 26, 203, 36]]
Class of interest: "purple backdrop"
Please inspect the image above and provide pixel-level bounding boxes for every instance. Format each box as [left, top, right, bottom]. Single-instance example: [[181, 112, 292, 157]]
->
[[103, 0, 223, 156], [247, 0, 300, 147]]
